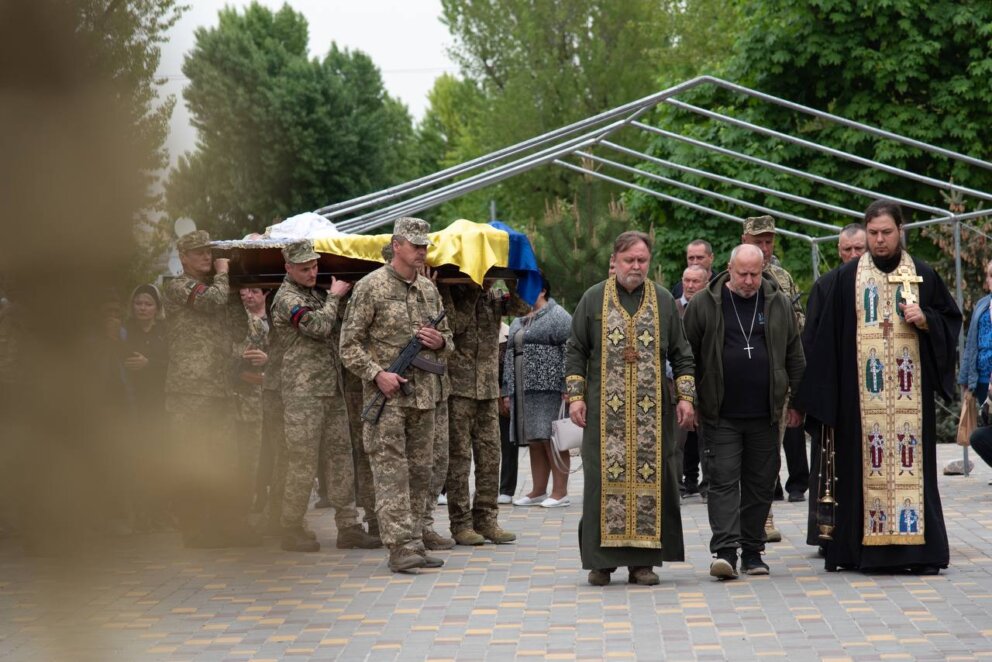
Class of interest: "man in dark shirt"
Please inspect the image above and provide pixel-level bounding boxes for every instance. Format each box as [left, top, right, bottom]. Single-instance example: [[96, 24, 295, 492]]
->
[[683, 244, 805, 579]]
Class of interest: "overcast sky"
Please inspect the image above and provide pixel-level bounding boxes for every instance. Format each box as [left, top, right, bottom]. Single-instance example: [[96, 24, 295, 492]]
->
[[157, 0, 459, 165]]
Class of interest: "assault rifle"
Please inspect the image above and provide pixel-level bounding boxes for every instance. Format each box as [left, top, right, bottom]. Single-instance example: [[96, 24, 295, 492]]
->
[[361, 310, 447, 424]]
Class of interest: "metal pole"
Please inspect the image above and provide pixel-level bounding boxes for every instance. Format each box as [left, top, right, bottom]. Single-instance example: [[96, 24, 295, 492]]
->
[[954, 219, 970, 476], [632, 122, 951, 218], [489, 200, 497, 222], [811, 243, 821, 281], [665, 99, 992, 205]]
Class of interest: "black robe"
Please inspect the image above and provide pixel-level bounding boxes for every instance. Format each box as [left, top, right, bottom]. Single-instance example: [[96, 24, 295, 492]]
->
[[797, 253, 961, 571], [802, 267, 839, 547]]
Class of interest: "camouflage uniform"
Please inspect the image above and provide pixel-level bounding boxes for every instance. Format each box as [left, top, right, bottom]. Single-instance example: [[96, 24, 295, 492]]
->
[[231, 309, 267, 508], [421, 375, 449, 538], [162, 230, 241, 543], [441, 284, 529, 538], [339, 246, 452, 558], [343, 367, 376, 526], [270, 243, 359, 536]]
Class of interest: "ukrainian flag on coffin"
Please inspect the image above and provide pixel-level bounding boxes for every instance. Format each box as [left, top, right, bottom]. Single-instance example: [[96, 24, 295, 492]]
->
[[312, 218, 542, 306]]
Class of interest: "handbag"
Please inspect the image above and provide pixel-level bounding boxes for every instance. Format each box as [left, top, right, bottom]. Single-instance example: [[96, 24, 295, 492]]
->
[[551, 400, 583, 474], [957, 391, 978, 446]]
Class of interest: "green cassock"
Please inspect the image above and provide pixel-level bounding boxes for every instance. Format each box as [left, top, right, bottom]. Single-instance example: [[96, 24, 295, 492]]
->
[[565, 278, 694, 570]]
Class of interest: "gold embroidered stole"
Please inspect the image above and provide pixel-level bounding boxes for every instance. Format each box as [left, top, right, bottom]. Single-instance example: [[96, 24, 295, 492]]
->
[[854, 252, 925, 545], [598, 279, 663, 548]]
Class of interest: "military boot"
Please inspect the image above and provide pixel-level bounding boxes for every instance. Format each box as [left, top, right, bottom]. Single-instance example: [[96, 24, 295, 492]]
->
[[417, 549, 445, 568], [478, 526, 516, 544], [336, 524, 382, 549], [764, 511, 782, 543], [281, 526, 320, 553], [388, 547, 427, 573], [452, 529, 485, 546], [423, 528, 455, 550], [368, 520, 382, 546]]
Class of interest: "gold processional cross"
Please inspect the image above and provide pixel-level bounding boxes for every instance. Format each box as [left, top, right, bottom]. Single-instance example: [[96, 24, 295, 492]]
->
[[888, 266, 923, 307]]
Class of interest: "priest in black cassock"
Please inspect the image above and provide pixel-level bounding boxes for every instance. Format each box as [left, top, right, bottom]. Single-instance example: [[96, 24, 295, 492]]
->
[[798, 201, 961, 574]]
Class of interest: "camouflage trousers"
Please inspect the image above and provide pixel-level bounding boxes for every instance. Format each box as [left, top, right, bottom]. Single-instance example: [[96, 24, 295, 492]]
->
[[445, 396, 500, 534], [281, 393, 359, 529], [165, 393, 239, 536], [260, 390, 285, 522], [344, 389, 376, 524], [363, 404, 434, 551], [422, 398, 449, 532], [234, 386, 262, 509]]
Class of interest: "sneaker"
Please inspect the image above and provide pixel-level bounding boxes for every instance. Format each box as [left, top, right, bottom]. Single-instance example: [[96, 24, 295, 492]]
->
[[764, 512, 782, 543], [423, 528, 456, 550], [588, 568, 613, 586], [417, 550, 445, 568], [281, 526, 320, 553], [437, 494, 447, 505], [336, 524, 382, 549], [388, 547, 426, 573], [314, 496, 332, 509], [478, 526, 516, 544], [497, 494, 513, 505], [741, 551, 770, 576], [512, 494, 548, 506], [628, 566, 660, 585], [709, 550, 738, 580], [540, 496, 571, 508], [452, 529, 485, 546]]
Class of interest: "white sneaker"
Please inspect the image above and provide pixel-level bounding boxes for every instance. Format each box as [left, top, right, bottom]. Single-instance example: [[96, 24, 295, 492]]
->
[[437, 494, 447, 505], [540, 496, 571, 508], [512, 494, 548, 506], [497, 494, 513, 504]]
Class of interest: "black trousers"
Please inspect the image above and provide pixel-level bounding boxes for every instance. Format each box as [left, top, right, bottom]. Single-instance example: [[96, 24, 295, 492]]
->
[[704, 417, 780, 554], [782, 425, 810, 496], [498, 411, 517, 496], [682, 429, 709, 494], [970, 425, 992, 469]]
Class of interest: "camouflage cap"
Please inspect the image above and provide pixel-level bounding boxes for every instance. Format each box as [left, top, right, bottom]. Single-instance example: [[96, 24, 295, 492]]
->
[[381, 242, 394, 261], [743, 215, 776, 235], [393, 217, 433, 246], [281, 240, 320, 264], [176, 230, 211, 252]]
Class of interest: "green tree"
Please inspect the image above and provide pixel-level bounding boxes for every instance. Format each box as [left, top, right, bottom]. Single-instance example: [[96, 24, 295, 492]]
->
[[167, 2, 416, 239], [440, 0, 679, 226], [413, 73, 491, 228], [631, 0, 992, 291]]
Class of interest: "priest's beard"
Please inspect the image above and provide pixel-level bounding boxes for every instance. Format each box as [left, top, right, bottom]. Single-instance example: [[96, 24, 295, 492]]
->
[[870, 248, 902, 273], [617, 272, 645, 291]]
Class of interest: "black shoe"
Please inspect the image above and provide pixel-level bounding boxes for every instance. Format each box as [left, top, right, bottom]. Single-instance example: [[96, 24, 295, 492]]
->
[[909, 564, 941, 576], [788, 491, 806, 503], [709, 549, 738, 580], [741, 551, 770, 576]]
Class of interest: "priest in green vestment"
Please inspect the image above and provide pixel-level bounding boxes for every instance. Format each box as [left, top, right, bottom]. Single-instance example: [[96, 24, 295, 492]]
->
[[565, 231, 696, 587]]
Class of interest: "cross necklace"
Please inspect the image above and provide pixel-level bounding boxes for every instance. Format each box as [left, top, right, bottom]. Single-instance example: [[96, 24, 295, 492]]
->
[[729, 287, 760, 359]]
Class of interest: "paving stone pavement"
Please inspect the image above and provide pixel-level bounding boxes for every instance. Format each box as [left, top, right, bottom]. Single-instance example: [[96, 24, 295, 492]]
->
[[1, 444, 991, 661]]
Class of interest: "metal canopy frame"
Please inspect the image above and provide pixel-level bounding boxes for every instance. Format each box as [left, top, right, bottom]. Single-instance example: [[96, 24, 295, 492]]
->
[[318, 75, 992, 471], [319, 76, 991, 285]]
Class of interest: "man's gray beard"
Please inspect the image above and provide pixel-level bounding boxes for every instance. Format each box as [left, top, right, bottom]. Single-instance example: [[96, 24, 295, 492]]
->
[[728, 283, 758, 298], [619, 273, 644, 289]]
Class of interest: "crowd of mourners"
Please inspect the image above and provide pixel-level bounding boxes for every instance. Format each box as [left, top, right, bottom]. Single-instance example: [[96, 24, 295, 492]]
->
[[0, 202, 984, 583]]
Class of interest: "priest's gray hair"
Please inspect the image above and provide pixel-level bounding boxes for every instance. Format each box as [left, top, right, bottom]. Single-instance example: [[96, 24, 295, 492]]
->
[[728, 244, 763, 266]]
